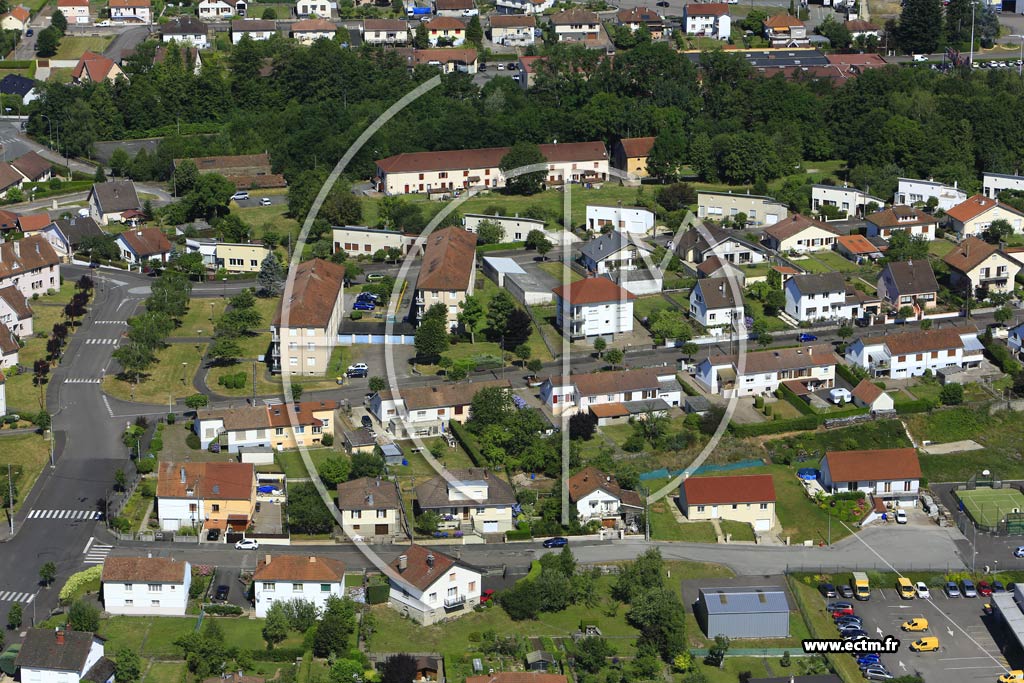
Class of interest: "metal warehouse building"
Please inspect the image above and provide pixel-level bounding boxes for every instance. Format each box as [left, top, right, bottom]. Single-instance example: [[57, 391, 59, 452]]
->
[[694, 586, 790, 639]]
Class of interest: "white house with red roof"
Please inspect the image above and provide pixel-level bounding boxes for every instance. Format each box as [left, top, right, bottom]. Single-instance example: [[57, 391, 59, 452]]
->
[[850, 379, 894, 413], [58, 0, 90, 23], [567, 466, 644, 527], [763, 13, 807, 47], [0, 6, 30, 31], [253, 555, 345, 618], [845, 327, 983, 379], [553, 277, 634, 340], [683, 2, 729, 39], [108, 0, 151, 23], [820, 448, 921, 506], [679, 474, 776, 532], [539, 367, 682, 417], [388, 545, 482, 625], [945, 194, 1024, 240]]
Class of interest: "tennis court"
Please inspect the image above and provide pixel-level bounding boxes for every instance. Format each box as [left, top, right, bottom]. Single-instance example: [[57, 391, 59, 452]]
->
[[956, 487, 1024, 528]]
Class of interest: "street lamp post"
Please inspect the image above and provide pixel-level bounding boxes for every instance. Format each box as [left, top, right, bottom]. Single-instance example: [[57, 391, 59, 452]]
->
[[1011, 34, 1024, 76], [181, 361, 187, 386]]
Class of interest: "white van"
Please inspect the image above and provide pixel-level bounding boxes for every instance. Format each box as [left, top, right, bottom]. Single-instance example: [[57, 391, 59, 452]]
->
[[231, 191, 249, 201]]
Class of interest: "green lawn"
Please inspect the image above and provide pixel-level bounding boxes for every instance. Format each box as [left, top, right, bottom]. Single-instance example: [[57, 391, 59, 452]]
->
[[174, 299, 228, 338], [98, 615, 305, 657], [764, 419, 910, 462], [788, 577, 864, 683], [796, 251, 860, 274], [907, 379, 942, 402], [142, 662, 186, 683], [536, 260, 581, 284], [0, 432, 52, 513], [118, 478, 155, 532], [272, 448, 336, 479], [908, 408, 1024, 482], [720, 519, 755, 541], [103, 343, 205, 405], [632, 294, 674, 322], [233, 203, 301, 243], [54, 36, 114, 60], [928, 239, 956, 257]]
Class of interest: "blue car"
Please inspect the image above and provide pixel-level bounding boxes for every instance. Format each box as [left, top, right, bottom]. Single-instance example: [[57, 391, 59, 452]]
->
[[857, 654, 881, 665], [353, 302, 375, 311], [798, 333, 818, 342], [542, 537, 568, 548]]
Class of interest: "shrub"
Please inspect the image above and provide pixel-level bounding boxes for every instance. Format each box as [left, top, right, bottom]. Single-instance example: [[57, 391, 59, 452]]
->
[[149, 437, 163, 453], [365, 584, 389, 605], [166, 413, 176, 424], [506, 528, 532, 541], [59, 566, 103, 605], [185, 432, 201, 450], [350, 311, 362, 320], [320, 433, 334, 447], [204, 604, 243, 616], [135, 457, 156, 474]]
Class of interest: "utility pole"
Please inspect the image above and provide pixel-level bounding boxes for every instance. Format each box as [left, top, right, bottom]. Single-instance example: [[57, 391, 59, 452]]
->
[[7, 464, 13, 535], [969, 0, 976, 66]]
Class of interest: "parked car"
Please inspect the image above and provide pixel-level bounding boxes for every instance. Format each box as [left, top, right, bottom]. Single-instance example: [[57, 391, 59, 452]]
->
[[863, 668, 895, 681], [961, 579, 978, 598], [25, 28, 32, 36], [835, 616, 863, 628], [895, 509, 908, 524], [902, 618, 928, 632], [543, 537, 568, 548], [206, 529, 220, 541], [819, 582, 837, 598], [348, 363, 368, 373], [353, 301, 375, 311], [909, 636, 940, 652], [915, 582, 931, 599], [837, 584, 855, 598], [366, 273, 385, 281], [231, 191, 250, 201], [944, 581, 960, 597], [235, 539, 258, 550], [998, 671, 1024, 683], [259, 197, 272, 206], [798, 333, 818, 342], [993, 580, 1006, 593], [1014, 546, 1024, 558], [480, 589, 495, 604], [831, 606, 855, 618], [857, 654, 880, 666], [841, 629, 868, 641], [214, 585, 229, 601], [347, 367, 368, 378], [978, 580, 994, 597], [984, 603, 994, 615], [826, 601, 853, 611], [361, 415, 373, 429]]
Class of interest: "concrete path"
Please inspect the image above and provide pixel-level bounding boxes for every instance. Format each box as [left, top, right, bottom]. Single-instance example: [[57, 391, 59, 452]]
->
[[922, 440, 984, 454]]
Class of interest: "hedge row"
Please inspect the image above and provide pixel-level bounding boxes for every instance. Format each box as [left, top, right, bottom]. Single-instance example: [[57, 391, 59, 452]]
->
[[242, 648, 305, 662], [366, 583, 389, 605], [776, 383, 816, 416], [476, 241, 526, 253], [983, 336, 1022, 375], [506, 528, 532, 541], [728, 414, 820, 437], [203, 604, 243, 616], [0, 60, 33, 69], [676, 373, 699, 397], [895, 398, 938, 415], [835, 362, 867, 386], [448, 419, 485, 467]]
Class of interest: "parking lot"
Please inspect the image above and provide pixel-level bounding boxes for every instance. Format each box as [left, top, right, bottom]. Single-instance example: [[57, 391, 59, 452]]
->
[[818, 582, 1015, 682]]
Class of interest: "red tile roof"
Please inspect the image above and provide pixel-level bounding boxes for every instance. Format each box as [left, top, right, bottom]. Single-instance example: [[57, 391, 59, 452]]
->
[[943, 236, 1004, 273], [685, 2, 729, 15], [425, 16, 465, 30], [945, 194, 1024, 223], [119, 227, 172, 257], [553, 277, 635, 305], [254, 555, 345, 582], [824, 448, 920, 482], [17, 212, 50, 232], [866, 205, 936, 228], [6, 6, 29, 22], [156, 461, 255, 500], [273, 258, 345, 328], [72, 51, 118, 83], [416, 226, 476, 292], [0, 235, 60, 280], [764, 13, 803, 28], [102, 557, 189, 583], [836, 233, 880, 255], [567, 466, 644, 508], [851, 378, 884, 405], [861, 327, 967, 355], [291, 18, 336, 31], [376, 141, 607, 174], [389, 544, 460, 591], [618, 136, 655, 158], [572, 367, 663, 396], [683, 474, 776, 505]]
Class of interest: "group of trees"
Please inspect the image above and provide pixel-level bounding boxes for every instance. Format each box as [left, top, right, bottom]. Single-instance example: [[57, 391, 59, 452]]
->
[[499, 547, 601, 619], [36, 10, 67, 58], [208, 288, 263, 365], [112, 268, 192, 381], [465, 385, 570, 477], [896, 0, 999, 55]]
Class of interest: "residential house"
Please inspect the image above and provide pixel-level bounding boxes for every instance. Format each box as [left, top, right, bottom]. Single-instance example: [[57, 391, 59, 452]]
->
[[336, 477, 403, 539], [845, 327, 984, 379], [865, 205, 938, 241], [763, 14, 807, 47], [694, 343, 837, 398], [175, 153, 284, 190], [616, 7, 663, 39], [108, 0, 151, 22], [683, 2, 729, 39], [549, 9, 599, 41], [11, 152, 53, 183], [415, 468, 516, 534], [0, 376, 6, 417], [198, 0, 236, 19], [539, 367, 682, 417], [697, 191, 788, 226], [876, 260, 938, 315], [58, 0, 91, 24], [231, 19, 276, 42], [18, 213, 51, 233], [695, 255, 744, 283], [0, 6, 29, 31], [1008, 321, 1024, 357], [689, 276, 744, 329], [253, 555, 345, 618], [811, 184, 885, 219], [101, 557, 191, 616], [0, 285, 32, 337], [0, 322, 18, 368], [844, 18, 879, 38], [388, 545, 482, 625], [0, 73, 38, 105], [835, 233, 884, 264], [374, 141, 609, 195], [489, 14, 535, 46], [39, 216, 104, 261], [820, 448, 921, 506], [567, 466, 643, 528], [983, 171, 1024, 199], [579, 230, 652, 275], [291, 17, 336, 42], [464, 213, 568, 244], [895, 177, 966, 211], [674, 223, 768, 265], [784, 272, 871, 322], [943, 236, 1022, 298], [332, 225, 412, 257], [15, 628, 112, 683], [612, 137, 654, 178], [72, 51, 124, 84], [850, 378, 894, 413], [408, 48, 478, 74], [433, 0, 473, 15], [115, 228, 173, 265], [369, 378, 511, 437], [414, 226, 476, 328], [296, 0, 334, 15], [362, 18, 410, 44], [496, 0, 552, 14], [88, 179, 141, 225], [0, 235, 61, 300], [161, 16, 209, 48], [214, 242, 270, 273], [270, 258, 345, 375], [585, 205, 654, 235], [760, 214, 839, 253], [679, 474, 776, 532], [193, 400, 337, 452], [0, 163, 23, 199], [156, 461, 256, 533], [553, 277, 634, 340], [945, 194, 1024, 239], [424, 16, 465, 45]]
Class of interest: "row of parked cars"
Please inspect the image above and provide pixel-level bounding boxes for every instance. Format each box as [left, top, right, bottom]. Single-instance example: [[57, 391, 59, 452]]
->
[[826, 601, 901, 680]]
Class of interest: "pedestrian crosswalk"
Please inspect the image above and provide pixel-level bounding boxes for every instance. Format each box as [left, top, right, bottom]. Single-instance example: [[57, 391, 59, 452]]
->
[[0, 591, 34, 604], [83, 537, 112, 565], [93, 321, 127, 325], [64, 378, 101, 384], [27, 509, 102, 520], [84, 338, 119, 345]]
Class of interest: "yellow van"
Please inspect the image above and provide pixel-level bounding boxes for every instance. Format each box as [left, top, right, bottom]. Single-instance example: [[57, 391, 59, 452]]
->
[[998, 671, 1024, 683], [898, 577, 915, 599], [910, 636, 940, 652], [902, 618, 928, 632]]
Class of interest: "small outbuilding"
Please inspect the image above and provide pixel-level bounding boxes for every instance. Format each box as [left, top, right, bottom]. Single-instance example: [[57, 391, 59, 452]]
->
[[694, 586, 790, 639]]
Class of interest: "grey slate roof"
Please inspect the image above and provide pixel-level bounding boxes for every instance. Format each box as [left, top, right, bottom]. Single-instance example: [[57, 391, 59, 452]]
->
[[790, 272, 845, 295], [415, 468, 517, 509], [90, 180, 141, 215], [50, 216, 104, 248], [15, 629, 100, 673], [699, 587, 789, 615], [694, 277, 741, 310], [82, 657, 115, 683], [881, 260, 938, 296], [580, 230, 651, 264]]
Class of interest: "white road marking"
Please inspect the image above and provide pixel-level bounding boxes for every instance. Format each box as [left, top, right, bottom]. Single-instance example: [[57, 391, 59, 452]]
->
[[83, 536, 94, 554], [28, 509, 101, 520]]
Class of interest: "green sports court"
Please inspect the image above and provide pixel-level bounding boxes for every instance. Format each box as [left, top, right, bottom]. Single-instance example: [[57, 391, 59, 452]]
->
[[956, 486, 1024, 530]]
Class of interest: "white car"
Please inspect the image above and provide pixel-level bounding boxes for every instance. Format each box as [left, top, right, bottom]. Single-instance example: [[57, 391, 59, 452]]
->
[[235, 539, 258, 550], [231, 191, 249, 201], [915, 582, 930, 599], [259, 197, 272, 206], [913, 54, 928, 62], [895, 509, 907, 524], [348, 363, 368, 372], [1014, 546, 1024, 558], [829, 388, 852, 404]]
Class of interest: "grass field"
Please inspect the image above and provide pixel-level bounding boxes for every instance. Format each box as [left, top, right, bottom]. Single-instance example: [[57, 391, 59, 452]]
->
[[0, 432, 51, 513], [173, 298, 228, 338], [797, 250, 861, 273], [928, 239, 956, 257], [234, 202, 301, 243], [103, 343, 205, 405], [955, 487, 1024, 528], [536, 260, 581, 284], [54, 36, 114, 60], [720, 519, 755, 541]]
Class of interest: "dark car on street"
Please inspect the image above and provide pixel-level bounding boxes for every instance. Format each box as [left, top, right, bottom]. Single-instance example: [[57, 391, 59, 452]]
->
[[818, 582, 837, 598], [542, 537, 568, 548], [215, 585, 229, 602]]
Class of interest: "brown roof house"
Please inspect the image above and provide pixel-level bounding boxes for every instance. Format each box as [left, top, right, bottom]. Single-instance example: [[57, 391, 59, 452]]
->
[[291, 17, 336, 43], [370, 378, 511, 438], [17, 212, 51, 233], [613, 136, 655, 179], [845, 326, 984, 379], [696, 343, 837, 398], [865, 205, 938, 241], [424, 16, 466, 46], [11, 151, 52, 183], [15, 628, 113, 683], [945, 194, 1024, 240], [387, 544, 482, 625], [567, 466, 644, 529], [549, 8, 599, 41], [876, 260, 939, 315], [0, 284, 32, 337], [0, 319, 19, 368], [101, 557, 191, 616], [850, 378, 894, 413], [252, 555, 345, 617], [760, 214, 839, 253], [553, 277, 635, 340], [336, 476, 404, 540], [540, 366, 682, 418], [194, 400, 338, 453], [156, 461, 256, 533], [115, 227, 172, 266], [0, 234, 61, 301], [270, 257, 345, 375], [689, 276, 744, 328], [88, 179, 141, 226], [679, 474, 777, 533], [943, 236, 1022, 299], [414, 226, 477, 329], [414, 467, 517, 536], [489, 14, 535, 47], [616, 6, 663, 38], [820, 448, 921, 505], [0, 161, 24, 199], [72, 51, 125, 84]]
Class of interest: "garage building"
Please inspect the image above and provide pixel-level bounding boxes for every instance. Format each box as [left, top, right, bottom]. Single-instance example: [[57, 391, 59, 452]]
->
[[695, 586, 790, 639]]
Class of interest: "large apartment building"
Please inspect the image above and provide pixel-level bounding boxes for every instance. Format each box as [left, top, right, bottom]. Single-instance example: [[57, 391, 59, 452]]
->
[[414, 226, 477, 329], [270, 258, 345, 376]]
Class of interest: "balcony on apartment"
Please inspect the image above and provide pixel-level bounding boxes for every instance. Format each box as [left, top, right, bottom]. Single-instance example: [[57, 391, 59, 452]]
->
[[444, 594, 466, 609]]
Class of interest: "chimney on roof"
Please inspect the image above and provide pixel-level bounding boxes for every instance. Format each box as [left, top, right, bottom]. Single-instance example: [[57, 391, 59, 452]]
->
[[309, 556, 316, 563], [265, 554, 271, 565], [426, 553, 435, 568], [398, 554, 407, 571], [55, 627, 64, 646], [12, 242, 18, 258]]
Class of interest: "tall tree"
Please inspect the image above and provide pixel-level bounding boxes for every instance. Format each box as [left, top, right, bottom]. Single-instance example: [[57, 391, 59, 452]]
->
[[262, 603, 290, 649], [171, 159, 198, 196], [257, 253, 285, 297], [646, 131, 687, 182], [413, 21, 429, 48], [414, 317, 449, 363], [499, 141, 546, 196], [466, 15, 483, 47], [896, 0, 942, 54], [458, 294, 484, 343], [382, 655, 419, 683], [51, 9, 67, 33], [114, 649, 142, 683]]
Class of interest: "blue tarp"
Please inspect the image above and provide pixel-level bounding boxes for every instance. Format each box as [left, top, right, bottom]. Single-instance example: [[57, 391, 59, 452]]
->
[[257, 485, 277, 494]]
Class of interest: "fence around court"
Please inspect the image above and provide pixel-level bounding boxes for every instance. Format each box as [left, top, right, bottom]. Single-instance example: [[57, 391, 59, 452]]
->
[[955, 483, 1024, 535]]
